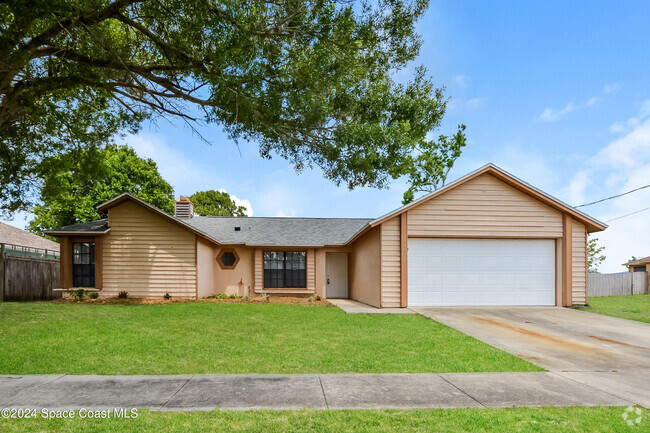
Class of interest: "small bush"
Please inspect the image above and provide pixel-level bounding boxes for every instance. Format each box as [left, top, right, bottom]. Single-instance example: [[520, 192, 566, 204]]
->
[[163, 293, 171, 300], [89, 292, 99, 299], [215, 293, 228, 299], [315, 296, 322, 301], [228, 294, 241, 299], [307, 295, 316, 303], [261, 292, 269, 302], [68, 289, 88, 301], [117, 291, 128, 299]]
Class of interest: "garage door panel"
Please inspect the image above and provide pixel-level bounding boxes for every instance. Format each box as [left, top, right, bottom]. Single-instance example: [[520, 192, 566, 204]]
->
[[408, 238, 555, 306]]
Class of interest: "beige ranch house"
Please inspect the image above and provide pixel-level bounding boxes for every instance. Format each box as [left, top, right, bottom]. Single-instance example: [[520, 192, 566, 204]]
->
[[46, 164, 607, 307]]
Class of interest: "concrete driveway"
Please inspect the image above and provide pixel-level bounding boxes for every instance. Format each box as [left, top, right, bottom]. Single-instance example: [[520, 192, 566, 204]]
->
[[411, 306, 650, 372]]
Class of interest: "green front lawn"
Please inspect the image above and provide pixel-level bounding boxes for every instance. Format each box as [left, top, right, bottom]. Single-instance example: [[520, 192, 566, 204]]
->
[[0, 407, 638, 433], [576, 294, 650, 323], [0, 302, 540, 374]]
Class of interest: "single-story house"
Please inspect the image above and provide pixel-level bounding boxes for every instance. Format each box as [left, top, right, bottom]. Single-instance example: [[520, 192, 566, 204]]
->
[[45, 164, 606, 307], [624, 256, 650, 273]]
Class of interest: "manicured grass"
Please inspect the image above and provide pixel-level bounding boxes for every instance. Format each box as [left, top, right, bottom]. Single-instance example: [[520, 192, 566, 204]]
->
[[575, 294, 650, 323], [0, 407, 639, 432], [0, 302, 540, 374]]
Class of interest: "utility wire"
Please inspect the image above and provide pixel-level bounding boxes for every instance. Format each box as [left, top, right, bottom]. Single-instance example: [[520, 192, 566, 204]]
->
[[605, 206, 650, 223], [575, 184, 650, 207]]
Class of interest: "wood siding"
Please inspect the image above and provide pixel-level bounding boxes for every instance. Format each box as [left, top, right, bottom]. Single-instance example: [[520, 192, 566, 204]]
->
[[381, 218, 401, 307], [307, 249, 316, 290], [254, 249, 263, 291], [103, 201, 197, 297], [572, 219, 587, 305], [407, 174, 563, 238]]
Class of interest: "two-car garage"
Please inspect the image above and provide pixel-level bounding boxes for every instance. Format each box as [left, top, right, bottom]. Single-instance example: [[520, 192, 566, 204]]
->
[[407, 238, 556, 306], [374, 165, 605, 308]]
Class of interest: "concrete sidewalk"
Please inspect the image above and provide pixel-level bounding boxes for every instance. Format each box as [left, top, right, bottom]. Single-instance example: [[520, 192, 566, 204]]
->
[[1, 371, 647, 411]]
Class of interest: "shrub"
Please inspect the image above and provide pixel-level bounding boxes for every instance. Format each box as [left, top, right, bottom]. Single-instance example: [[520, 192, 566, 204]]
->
[[228, 294, 241, 299], [117, 291, 128, 299], [68, 289, 88, 301], [89, 292, 99, 299], [307, 295, 316, 302], [315, 296, 322, 301], [215, 293, 228, 299], [261, 292, 269, 302], [163, 293, 171, 300]]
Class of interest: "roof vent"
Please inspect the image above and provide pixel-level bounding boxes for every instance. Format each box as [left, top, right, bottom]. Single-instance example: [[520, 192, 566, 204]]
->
[[234, 226, 241, 231], [175, 196, 194, 219]]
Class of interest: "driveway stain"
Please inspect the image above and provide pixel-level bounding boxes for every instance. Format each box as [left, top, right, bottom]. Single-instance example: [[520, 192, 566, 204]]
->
[[589, 335, 649, 351], [470, 316, 596, 353]]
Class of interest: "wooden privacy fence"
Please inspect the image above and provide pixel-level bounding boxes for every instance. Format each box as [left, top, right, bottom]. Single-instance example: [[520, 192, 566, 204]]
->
[[0, 243, 61, 301], [588, 272, 648, 297]]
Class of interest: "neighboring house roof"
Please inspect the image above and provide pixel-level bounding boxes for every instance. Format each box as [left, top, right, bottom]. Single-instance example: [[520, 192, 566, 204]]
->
[[370, 163, 608, 233], [186, 216, 373, 247], [625, 256, 650, 266], [45, 219, 110, 235], [0, 222, 60, 251]]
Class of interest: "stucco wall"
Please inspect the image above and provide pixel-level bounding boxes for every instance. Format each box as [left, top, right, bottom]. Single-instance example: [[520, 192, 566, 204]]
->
[[197, 237, 216, 298], [348, 226, 381, 307], [103, 200, 196, 298], [214, 246, 255, 296]]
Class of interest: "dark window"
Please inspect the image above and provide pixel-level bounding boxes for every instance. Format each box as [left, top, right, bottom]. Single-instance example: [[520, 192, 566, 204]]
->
[[73, 242, 95, 287], [634, 266, 646, 272], [221, 251, 236, 267], [263, 251, 306, 288]]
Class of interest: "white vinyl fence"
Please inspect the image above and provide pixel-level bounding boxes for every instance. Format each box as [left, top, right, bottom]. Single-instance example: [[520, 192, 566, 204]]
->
[[588, 272, 648, 297]]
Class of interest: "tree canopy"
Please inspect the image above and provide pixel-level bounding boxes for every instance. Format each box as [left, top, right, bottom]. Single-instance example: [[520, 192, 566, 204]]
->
[[27, 144, 174, 235], [0, 0, 464, 216], [587, 236, 606, 273], [190, 190, 248, 217]]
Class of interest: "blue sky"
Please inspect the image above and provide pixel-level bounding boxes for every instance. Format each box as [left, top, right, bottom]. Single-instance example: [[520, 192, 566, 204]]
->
[[4, 1, 650, 272]]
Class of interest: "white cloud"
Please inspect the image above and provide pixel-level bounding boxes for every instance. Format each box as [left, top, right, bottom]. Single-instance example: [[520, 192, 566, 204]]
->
[[217, 188, 253, 216], [562, 111, 650, 272], [538, 84, 619, 122], [539, 102, 578, 122], [609, 99, 650, 133], [452, 74, 471, 88], [123, 133, 255, 215], [448, 97, 486, 112]]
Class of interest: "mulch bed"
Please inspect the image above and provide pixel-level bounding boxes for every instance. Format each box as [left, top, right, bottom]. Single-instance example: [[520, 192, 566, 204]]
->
[[53, 295, 331, 306]]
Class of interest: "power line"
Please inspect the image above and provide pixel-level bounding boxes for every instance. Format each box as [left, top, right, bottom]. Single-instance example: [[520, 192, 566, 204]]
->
[[605, 206, 650, 223], [575, 184, 650, 207]]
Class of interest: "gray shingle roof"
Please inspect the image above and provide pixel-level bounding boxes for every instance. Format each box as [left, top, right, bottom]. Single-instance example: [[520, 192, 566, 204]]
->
[[46, 219, 110, 234], [186, 216, 372, 246], [0, 222, 60, 251]]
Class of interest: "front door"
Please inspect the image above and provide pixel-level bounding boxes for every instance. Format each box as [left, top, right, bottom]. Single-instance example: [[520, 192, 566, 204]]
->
[[326, 253, 348, 298]]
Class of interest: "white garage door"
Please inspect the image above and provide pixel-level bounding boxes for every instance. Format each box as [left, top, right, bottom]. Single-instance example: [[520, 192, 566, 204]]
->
[[408, 238, 555, 306]]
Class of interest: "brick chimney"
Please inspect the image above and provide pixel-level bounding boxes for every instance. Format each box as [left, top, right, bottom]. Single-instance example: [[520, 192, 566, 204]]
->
[[175, 196, 194, 219]]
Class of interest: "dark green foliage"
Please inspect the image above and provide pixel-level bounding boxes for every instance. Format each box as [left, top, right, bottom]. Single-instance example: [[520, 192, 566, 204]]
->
[[27, 144, 174, 236], [0, 0, 463, 215], [190, 190, 248, 217], [117, 291, 128, 299]]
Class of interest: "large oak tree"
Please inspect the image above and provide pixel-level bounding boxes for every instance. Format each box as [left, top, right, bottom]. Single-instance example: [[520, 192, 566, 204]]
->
[[0, 0, 464, 215]]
